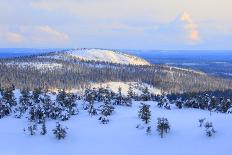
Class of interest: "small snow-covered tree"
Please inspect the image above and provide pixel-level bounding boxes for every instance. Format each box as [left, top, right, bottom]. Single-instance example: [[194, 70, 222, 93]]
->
[[138, 103, 151, 124], [25, 123, 37, 136], [157, 94, 171, 110], [140, 87, 151, 101], [175, 97, 183, 109], [157, 117, 170, 138], [15, 88, 32, 118], [146, 126, 152, 135], [198, 118, 206, 127], [114, 87, 123, 105], [127, 84, 134, 99], [53, 122, 68, 140], [88, 104, 98, 116], [204, 122, 216, 137]]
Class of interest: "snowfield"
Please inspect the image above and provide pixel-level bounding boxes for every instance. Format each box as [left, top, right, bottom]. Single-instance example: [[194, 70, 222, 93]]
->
[[66, 82, 161, 95], [41, 49, 151, 66], [0, 101, 231, 155], [5, 62, 63, 70]]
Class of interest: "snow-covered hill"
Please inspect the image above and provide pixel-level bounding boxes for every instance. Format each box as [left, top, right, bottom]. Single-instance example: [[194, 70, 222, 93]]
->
[[0, 101, 231, 155], [41, 49, 151, 65]]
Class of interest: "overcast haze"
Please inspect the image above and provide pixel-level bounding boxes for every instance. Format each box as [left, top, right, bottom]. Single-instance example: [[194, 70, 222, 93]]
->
[[0, 0, 231, 50]]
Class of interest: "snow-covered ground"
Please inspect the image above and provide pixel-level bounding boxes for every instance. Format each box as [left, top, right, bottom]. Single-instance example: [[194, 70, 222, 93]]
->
[[41, 49, 151, 66], [5, 62, 63, 70], [0, 101, 231, 155], [63, 82, 161, 95]]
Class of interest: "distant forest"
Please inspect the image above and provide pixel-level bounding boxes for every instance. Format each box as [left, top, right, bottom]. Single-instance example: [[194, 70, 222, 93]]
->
[[0, 52, 232, 93]]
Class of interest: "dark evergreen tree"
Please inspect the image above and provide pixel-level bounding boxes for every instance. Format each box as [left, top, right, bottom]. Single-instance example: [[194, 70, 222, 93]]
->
[[146, 126, 152, 135], [40, 121, 47, 135], [53, 122, 68, 140], [138, 103, 151, 124], [127, 84, 134, 99], [140, 87, 151, 101], [157, 117, 170, 138], [114, 87, 123, 105]]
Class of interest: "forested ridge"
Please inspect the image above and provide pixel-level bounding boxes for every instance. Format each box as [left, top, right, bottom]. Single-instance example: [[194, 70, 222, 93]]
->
[[0, 50, 232, 93]]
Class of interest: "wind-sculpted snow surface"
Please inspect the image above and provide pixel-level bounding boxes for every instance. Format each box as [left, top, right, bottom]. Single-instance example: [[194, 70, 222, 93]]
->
[[41, 49, 151, 65], [0, 100, 231, 155]]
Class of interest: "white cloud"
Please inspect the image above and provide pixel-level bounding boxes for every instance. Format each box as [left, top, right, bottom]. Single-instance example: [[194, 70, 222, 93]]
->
[[0, 24, 69, 46], [35, 25, 69, 42], [180, 12, 200, 42], [5, 32, 24, 43]]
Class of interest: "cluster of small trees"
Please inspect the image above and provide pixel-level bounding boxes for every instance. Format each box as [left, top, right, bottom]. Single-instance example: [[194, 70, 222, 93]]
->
[[155, 91, 232, 114], [0, 86, 76, 140], [198, 118, 216, 137], [137, 103, 171, 138]]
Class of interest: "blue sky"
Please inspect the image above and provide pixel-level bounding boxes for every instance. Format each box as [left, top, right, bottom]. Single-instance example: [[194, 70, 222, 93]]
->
[[0, 0, 231, 50]]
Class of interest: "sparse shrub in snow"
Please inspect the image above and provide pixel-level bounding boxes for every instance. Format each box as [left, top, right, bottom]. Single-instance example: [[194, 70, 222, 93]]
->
[[138, 103, 151, 124], [136, 124, 145, 129], [204, 122, 216, 137], [98, 116, 109, 124], [198, 118, 206, 127], [40, 121, 47, 135], [157, 117, 170, 138], [24, 123, 37, 136], [53, 122, 68, 140], [146, 126, 152, 135]]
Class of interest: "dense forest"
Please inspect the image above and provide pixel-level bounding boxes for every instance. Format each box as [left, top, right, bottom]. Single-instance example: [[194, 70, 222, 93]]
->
[[0, 51, 232, 93]]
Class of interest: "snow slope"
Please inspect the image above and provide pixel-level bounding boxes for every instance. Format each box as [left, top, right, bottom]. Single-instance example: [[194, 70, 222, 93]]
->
[[66, 82, 161, 95], [5, 62, 63, 70], [0, 101, 231, 155], [42, 49, 151, 65]]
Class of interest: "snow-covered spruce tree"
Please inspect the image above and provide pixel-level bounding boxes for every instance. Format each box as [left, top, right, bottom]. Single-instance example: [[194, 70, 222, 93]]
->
[[208, 96, 217, 114], [40, 120, 47, 135], [220, 99, 231, 113], [15, 88, 32, 118], [138, 103, 151, 124], [56, 90, 78, 121], [99, 103, 114, 124], [140, 87, 151, 101], [175, 97, 183, 109], [32, 88, 43, 104], [88, 104, 98, 116], [41, 92, 53, 118], [114, 86, 123, 105], [127, 84, 134, 99], [157, 94, 171, 110], [204, 122, 216, 137], [0, 86, 16, 118], [157, 117, 170, 138], [53, 122, 68, 140]]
